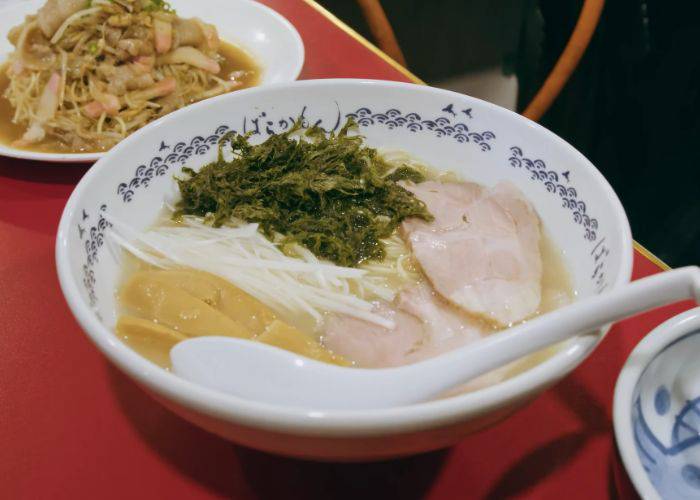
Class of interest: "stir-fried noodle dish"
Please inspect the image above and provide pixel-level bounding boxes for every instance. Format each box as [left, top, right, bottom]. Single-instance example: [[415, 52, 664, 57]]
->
[[3, 0, 259, 152]]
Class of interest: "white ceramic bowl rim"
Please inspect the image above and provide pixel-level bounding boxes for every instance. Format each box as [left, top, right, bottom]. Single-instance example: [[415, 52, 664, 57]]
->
[[613, 307, 700, 500], [0, 0, 304, 163], [56, 79, 634, 437]]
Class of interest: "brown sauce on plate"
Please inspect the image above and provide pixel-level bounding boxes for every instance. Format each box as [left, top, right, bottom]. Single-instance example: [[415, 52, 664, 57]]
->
[[217, 41, 260, 90]]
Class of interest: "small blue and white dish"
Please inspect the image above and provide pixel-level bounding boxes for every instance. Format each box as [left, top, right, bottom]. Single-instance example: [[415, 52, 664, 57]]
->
[[614, 307, 700, 499]]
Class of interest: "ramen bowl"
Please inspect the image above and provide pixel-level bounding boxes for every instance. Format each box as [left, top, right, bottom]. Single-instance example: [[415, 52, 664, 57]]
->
[[56, 79, 633, 460]]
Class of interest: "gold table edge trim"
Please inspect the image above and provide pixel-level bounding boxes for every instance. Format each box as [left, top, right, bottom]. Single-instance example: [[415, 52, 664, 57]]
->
[[302, 0, 671, 272], [301, 0, 426, 85]]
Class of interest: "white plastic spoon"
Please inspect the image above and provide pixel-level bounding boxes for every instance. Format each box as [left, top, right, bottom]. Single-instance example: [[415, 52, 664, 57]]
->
[[171, 266, 700, 410]]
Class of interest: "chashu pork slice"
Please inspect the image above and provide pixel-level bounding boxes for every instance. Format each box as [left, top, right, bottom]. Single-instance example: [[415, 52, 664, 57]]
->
[[401, 180, 543, 326], [323, 283, 487, 368]]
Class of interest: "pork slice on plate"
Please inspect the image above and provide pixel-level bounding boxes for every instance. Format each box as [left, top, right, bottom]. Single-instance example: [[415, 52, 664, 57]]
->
[[402, 181, 543, 326], [323, 283, 488, 368]]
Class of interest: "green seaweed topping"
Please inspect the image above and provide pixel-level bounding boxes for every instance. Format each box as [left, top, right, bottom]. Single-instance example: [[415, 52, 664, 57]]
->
[[143, 0, 176, 13], [384, 165, 426, 183], [175, 119, 433, 267]]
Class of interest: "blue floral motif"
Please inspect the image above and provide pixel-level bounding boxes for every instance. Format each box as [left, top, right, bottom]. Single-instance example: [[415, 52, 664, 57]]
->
[[634, 392, 700, 498], [345, 106, 496, 152], [655, 386, 671, 415], [117, 124, 232, 203], [629, 328, 700, 499]]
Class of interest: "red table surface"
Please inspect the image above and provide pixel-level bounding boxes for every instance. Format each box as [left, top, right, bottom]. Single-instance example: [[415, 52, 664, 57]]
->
[[0, 1, 693, 498]]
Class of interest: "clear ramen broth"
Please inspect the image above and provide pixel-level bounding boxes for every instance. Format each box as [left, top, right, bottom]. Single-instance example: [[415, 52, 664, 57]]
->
[[0, 41, 259, 153], [112, 147, 574, 394], [116, 230, 573, 387]]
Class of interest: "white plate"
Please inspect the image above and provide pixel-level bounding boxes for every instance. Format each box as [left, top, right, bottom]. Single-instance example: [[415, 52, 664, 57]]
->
[[0, 0, 304, 163]]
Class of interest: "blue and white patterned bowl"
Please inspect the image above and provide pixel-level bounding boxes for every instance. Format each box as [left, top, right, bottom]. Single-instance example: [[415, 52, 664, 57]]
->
[[56, 79, 633, 460], [615, 307, 700, 499]]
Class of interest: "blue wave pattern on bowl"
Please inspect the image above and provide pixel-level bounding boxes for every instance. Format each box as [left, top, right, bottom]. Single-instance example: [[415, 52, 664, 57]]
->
[[77, 102, 609, 308], [78, 204, 111, 311], [346, 105, 495, 151], [632, 329, 700, 499], [506, 147, 609, 293]]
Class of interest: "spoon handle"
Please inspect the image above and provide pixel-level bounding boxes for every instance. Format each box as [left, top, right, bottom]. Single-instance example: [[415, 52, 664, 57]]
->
[[402, 266, 700, 399]]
